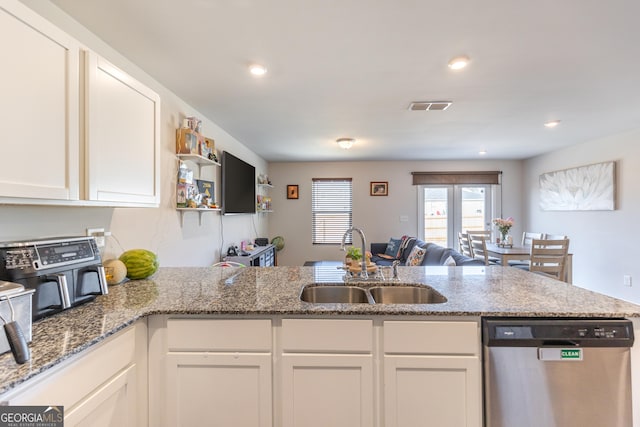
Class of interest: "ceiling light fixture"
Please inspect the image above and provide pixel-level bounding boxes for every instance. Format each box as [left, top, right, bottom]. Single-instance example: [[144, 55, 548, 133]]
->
[[336, 138, 355, 150], [478, 150, 487, 155], [544, 120, 561, 128], [249, 64, 267, 76], [448, 55, 470, 70]]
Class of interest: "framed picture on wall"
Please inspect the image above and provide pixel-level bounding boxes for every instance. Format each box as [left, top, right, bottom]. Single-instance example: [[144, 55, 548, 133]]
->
[[370, 181, 388, 196], [287, 185, 299, 199]]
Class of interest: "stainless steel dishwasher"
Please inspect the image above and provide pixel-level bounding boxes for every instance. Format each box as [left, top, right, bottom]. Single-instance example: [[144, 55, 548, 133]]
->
[[483, 318, 634, 427]]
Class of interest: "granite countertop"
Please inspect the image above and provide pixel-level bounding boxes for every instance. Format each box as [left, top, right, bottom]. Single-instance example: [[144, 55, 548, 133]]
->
[[1, 265, 639, 395]]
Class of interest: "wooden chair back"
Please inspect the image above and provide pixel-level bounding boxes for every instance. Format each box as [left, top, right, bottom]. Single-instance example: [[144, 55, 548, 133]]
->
[[522, 232, 544, 246], [544, 233, 568, 240], [468, 233, 490, 265], [458, 232, 473, 258], [529, 239, 570, 281]]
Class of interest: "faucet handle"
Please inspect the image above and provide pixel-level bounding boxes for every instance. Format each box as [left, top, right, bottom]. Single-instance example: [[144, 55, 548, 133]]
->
[[391, 260, 400, 280]]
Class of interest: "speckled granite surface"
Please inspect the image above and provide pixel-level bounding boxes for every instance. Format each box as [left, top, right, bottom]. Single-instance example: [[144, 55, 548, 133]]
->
[[1, 265, 639, 395]]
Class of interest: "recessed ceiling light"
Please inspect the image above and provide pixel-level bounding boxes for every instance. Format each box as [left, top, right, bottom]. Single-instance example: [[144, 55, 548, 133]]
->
[[249, 64, 267, 76], [336, 138, 355, 150], [448, 56, 470, 70], [478, 150, 487, 155], [544, 120, 561, 128]]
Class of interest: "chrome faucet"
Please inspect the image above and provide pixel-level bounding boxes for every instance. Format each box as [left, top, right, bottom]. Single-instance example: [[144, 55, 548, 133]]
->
[[341, 227, 368, 279]]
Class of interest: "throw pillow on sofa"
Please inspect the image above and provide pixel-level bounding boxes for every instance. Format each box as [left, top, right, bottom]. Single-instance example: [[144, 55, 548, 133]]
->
[[405, 245, 427, 266], [383, 237, 403, 258], [443, 255, 456, 266]]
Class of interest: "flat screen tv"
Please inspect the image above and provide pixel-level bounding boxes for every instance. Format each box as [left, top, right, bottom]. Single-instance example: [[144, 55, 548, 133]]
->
[[222, 151, 256, 214]]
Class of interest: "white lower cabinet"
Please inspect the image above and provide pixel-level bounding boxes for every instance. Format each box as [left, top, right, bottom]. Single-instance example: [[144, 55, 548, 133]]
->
[[281, 354, 373, 427], [165, 353, 272, 426], [149, 317, 273, 427], [148, 316, 482, 427], [383, 321, 482, 427], [1, 320, 147, 427], [280, 319, 374, 427]]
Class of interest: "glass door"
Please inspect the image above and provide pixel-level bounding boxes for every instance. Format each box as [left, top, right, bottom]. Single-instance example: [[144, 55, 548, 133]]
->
[[419, 185, 491, 248]]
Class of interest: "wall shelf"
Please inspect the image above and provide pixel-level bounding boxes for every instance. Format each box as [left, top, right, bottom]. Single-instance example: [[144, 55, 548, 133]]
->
[[177, 208, 221, 226], [177, 154, 220, 175], [256, 180, 273, 213]]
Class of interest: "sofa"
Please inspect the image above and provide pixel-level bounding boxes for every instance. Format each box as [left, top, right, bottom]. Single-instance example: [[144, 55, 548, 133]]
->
[[370, 237, 484, 267]]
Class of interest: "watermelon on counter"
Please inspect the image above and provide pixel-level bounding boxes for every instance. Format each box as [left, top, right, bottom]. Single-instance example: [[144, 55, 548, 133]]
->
[[119, 249, 159, 279]]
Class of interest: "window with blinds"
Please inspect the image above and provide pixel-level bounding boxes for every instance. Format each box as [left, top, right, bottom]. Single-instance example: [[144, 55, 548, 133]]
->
[[312, 178, 353, 244]]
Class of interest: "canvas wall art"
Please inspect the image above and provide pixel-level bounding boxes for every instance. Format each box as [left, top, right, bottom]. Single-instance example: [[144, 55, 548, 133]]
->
[[539, 161, 616, 211]]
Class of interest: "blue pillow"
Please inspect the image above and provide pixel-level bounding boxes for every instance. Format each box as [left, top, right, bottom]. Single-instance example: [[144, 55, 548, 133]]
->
[[384, 238, 403, 258]]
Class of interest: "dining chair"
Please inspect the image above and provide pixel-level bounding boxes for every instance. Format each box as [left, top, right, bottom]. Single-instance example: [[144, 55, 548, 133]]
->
[[543, 233, 568, 240], [529, 238, 570, 282], [509, 232, 544, 266], [522, 232, 544, 246], [468, 233, 491, 265], [467, 230, 492, 239], [458, 232, 473, 258]]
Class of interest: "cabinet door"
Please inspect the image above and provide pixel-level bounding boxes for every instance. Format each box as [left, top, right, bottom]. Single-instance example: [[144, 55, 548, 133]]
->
[[384, 355, 482, 427], [165, 353, 272, 427], [0, 0, 80, 201], [85, 52, 160, 205], [281, 354, 374, 427], [64, 365, 137, 427]]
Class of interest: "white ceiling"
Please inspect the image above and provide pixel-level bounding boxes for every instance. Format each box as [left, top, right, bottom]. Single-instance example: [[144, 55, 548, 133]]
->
[[51, 0, 640, 162]]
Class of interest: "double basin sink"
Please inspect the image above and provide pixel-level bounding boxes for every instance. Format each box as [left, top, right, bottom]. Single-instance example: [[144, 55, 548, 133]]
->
[[300, 283, 447, 305]]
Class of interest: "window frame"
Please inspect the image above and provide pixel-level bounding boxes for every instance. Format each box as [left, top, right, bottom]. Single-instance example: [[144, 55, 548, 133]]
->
[[311, 178, 353, 245]]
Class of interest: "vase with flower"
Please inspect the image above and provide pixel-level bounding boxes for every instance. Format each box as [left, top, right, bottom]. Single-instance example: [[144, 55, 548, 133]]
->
[[493, 217, 514, 247]]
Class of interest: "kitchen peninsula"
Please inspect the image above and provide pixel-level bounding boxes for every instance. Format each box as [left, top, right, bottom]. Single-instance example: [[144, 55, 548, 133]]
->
[[1, 265, 639, 426]]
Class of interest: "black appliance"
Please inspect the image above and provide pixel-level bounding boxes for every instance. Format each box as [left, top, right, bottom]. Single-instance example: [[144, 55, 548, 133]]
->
[[255, 238, 268, 246], [0, 236, 108, 320]]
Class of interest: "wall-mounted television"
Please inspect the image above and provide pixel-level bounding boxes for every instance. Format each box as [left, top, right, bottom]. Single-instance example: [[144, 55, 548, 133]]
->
[[222, 151, 256, 214]]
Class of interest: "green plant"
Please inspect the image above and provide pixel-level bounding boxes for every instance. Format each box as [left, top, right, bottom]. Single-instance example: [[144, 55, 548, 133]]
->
[[346, 246, 362, 260]]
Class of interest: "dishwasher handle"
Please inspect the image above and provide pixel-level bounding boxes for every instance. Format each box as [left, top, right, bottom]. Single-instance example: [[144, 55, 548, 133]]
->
[[541, 340, 579, 347]]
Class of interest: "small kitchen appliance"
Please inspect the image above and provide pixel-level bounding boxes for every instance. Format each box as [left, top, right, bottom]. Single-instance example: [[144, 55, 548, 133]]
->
[[0, 236, 108, 320]]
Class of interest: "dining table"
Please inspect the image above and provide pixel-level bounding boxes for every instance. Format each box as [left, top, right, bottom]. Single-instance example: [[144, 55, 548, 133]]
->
[[485, 242, 573, 283]]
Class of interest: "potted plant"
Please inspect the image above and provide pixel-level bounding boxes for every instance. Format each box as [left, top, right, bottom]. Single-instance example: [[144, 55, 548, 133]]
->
[[345, 246, 362, 265]]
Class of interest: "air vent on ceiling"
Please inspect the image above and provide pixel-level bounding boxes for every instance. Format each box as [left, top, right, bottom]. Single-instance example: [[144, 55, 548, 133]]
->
[[408, 101, 452, 111]]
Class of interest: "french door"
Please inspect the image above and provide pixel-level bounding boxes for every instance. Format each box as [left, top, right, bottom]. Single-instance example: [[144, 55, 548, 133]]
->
[[418, 185, 492, 248]]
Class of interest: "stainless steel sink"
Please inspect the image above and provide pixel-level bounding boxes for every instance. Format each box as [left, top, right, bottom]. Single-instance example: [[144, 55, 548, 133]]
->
[[300, 285, 371, 303], [369, 286, 447, 304], [299, 283, 446, 304]]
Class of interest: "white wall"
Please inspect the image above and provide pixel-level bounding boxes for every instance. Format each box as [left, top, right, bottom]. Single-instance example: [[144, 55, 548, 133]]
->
[[523, 128, 640, 303], [268, 159, 523, 266], [1, 1, 268, 266]]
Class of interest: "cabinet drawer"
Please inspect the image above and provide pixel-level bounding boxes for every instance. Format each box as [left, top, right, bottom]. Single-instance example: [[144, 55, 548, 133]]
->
[[167, 319, 271, 352], [282, 319, 372, 353], [384, 321, 479, 355]]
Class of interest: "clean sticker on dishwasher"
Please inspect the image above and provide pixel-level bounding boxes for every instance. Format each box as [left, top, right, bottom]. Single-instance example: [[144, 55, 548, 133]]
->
[[538, 348, 583, 361]]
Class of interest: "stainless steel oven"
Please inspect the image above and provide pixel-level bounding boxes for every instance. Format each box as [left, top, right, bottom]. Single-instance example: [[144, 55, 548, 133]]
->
[[0, 236, 108, 320]]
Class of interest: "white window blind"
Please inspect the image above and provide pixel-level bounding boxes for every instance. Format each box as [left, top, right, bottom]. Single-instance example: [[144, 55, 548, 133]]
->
[[312, 178, 353, 244]]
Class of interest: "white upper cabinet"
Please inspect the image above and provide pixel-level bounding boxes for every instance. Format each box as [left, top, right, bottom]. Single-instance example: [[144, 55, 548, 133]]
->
[[84, 53, 160, 206], [0, 0, 160, 207], [0, 0, 80, 201]]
